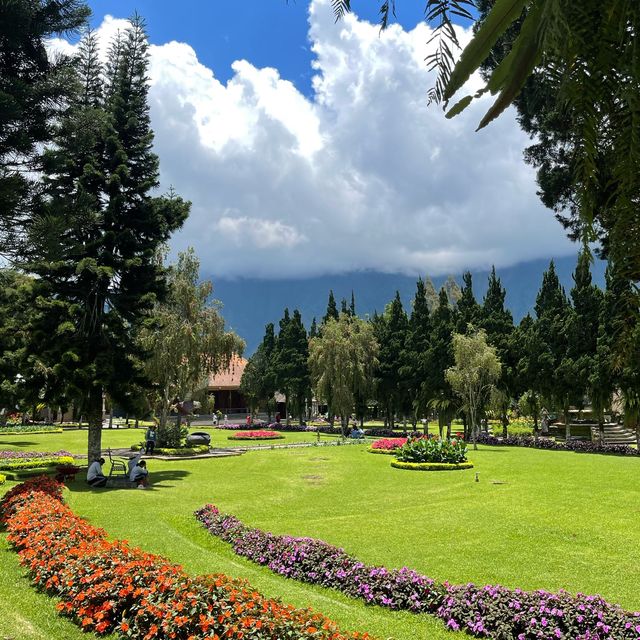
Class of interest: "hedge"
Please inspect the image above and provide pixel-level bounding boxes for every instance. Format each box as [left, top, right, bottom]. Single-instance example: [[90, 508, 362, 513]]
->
[[1, 477, 373, 640], [390, 460, 474, 471], [130, 444, 209, 455], [0, 474, 5, 485], [0, 427, 63, 435]]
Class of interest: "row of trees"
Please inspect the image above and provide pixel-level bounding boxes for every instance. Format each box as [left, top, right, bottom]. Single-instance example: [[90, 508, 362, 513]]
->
[[241, 254, 640, 444], [0, 3, 239, 458]]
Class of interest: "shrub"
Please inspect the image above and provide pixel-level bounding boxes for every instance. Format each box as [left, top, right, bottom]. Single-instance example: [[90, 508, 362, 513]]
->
[[1, 480, 373, 640], [395, 437, 468, 464], [0, 474, 5, 485], [228, 430, 284, 440], [130, 444, 209, 455], [390, 461, 474, 471]]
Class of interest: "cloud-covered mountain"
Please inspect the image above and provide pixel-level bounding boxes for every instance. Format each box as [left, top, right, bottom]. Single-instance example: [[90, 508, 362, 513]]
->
[[213, 254, 606, 354]]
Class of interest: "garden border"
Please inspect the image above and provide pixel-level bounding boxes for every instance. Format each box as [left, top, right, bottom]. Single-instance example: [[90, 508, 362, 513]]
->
[[390, 460, 474, 471]]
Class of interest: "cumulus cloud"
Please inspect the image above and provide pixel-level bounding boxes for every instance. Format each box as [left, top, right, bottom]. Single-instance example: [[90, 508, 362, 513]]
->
[[59, 0, 574, 278]]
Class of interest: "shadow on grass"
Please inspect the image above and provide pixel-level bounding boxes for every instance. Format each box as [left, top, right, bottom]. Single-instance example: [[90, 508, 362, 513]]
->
[[0, 440, 39, 448], [65, 469, 191, 493]]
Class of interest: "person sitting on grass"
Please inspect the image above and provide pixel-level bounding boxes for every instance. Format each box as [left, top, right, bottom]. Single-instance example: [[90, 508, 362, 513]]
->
[[128, 452, 142, 475], [130, 459, 149, 489], [86, 457, 107, 488], [349, 425, 364, 439]]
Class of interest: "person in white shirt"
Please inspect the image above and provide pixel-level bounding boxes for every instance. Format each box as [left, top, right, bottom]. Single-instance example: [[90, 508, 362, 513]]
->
[[86, 457, 107, 488], [130, 459, 149, 488], [128, 452, 142, 475]]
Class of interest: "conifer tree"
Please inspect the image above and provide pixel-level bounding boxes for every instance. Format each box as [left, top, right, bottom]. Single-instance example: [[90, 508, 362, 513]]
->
[[535, 261, 572, 438], [0, 0, 89, 248], [350, 290, 356, 316], [444, 275, 462, 307], [399, 279, 432, 426], [309, 317, 319, 339], [22, 21, 189, 460], [456, 271, 481, 333], [274, 309, 310, 424], [424, 288, 456, 436], [241, 323, 277, 420], [323, 290, 339, 325], [424, 277, 439, 312], [340, 297, 349, 315], [481, 267, 516, 435], [374, 292, 408, 427], [566, 252, 603, 416]]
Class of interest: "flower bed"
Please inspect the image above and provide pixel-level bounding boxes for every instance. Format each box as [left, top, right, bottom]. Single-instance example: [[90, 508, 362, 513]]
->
[[390, 460, 474, 471], [476, 433, 640, 456], [0, 426, 63, 435], [195, 504, 640, 639], [368, 438, 407, 454], [0, 454, 75, 472], [195, 504, 443, 613], [228, 430, 284, 440], [0, 477, 372, 640], [0, 449, 73, 461]]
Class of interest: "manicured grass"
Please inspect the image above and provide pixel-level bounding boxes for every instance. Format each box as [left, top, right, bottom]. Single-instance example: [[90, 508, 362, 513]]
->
[[2, 430, 640, 639], [0, 425, 348, 455]]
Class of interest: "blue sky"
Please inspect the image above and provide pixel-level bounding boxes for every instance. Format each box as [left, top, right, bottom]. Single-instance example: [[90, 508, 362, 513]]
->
[[64, 0, 572, 280], [85, 1, 464, 96]]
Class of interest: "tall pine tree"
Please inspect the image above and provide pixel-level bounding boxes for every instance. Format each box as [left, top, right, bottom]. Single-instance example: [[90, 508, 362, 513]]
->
[[456, 271, 481, 333], [23, 21, 189, 460], [323, 290, 339, 325]]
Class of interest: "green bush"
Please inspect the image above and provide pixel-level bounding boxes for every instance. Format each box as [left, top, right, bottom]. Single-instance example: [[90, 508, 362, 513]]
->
[[130, 444, 209, 456], [395, 437, 468, 464], [0, 474, 5, 484], [391, 460, 474, 471]]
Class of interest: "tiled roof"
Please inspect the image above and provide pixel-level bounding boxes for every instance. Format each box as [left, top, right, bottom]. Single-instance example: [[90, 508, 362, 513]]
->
[[207, 354, 247, 390]]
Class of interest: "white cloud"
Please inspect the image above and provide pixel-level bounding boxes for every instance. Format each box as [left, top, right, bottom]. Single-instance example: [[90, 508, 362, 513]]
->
[[61, 0, 575, 278]]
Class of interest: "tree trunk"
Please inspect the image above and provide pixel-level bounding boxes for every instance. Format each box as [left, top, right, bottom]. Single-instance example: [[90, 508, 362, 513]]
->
[[598, 415, 604, 445], [636, 424, 640, 450], [471, 409, 478, 450], [501, 410, 508, 438], [86, 385, 103, 462], [108, 408, 113, 429], [564, 406, 571, 441]]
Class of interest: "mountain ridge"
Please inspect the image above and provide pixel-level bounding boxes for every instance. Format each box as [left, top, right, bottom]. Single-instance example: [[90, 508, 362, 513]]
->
[[209, 253, 606, 355]]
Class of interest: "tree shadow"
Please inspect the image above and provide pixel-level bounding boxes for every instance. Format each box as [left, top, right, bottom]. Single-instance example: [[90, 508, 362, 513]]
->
[[0, 440, 39, 448], [65, 469, 191, 493]]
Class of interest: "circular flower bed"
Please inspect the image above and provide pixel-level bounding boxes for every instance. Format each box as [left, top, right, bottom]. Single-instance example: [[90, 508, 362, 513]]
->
[[228, 430, 284, 441], [390, 460, 474, 471], [368, 437, 407, 454]]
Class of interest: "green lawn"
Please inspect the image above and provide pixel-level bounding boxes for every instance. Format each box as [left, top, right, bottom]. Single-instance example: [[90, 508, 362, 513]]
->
[[1, 431, 639, 640], [0, 425, 348, 455]]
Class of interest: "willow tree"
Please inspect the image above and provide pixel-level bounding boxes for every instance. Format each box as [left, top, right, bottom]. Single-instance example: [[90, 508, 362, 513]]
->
[[140, 249, 243, 446], [446, 327, 501, 450], [309, 314, 379, 435]]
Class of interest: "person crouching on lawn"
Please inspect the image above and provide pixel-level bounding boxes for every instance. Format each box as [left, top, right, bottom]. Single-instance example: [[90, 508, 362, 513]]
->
[[87, 457, 107, 488], [130, 459, 149, 489]]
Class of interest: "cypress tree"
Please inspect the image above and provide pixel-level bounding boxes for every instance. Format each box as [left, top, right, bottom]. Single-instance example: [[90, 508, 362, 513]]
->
[[566, 251, 603, 416], [424, 288, 456, 436], [340, 297, 348, 315], [400, 279, 432, 427], [323, 290, 339, 324], [456, 271, 481, 333], [23, 22, 189, 460], [535, 261, 572, 438], [481, 267, 516, 435], [309, 317, 319, 339], [444, 275, 462, 307], [350, 290, 356, 316], [374, 292, 408, 428], [274, 309, 310, 424], [424, 277, 439, 312]]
